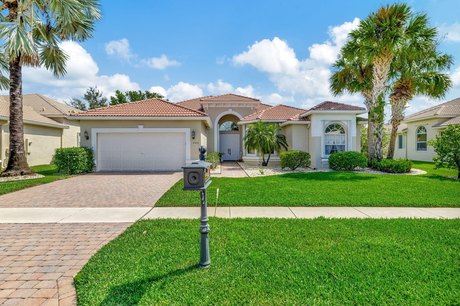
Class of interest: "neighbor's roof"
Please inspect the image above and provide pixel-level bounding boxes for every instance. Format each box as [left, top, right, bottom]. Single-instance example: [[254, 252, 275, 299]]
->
[[5, 93, 81, 117], [177, 94, 270, 112], [432, 115, 460, 127], [72, 98, 208, 118], [0, 97, 67, 128], [240, 104, 307, 122], [405, 98, 460, 122]]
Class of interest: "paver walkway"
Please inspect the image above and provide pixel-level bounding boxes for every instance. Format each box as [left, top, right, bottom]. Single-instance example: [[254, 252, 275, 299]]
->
[[0, 223, 129, 305], [211, 162, 248, 178], [0, 172, 181, 208]]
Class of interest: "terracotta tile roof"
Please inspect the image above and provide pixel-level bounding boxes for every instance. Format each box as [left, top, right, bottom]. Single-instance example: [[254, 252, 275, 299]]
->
[[405, 98, 460, 121], [203, 93, 260, 102], [308, 101, 366, 112], [176, 96, 213, 111], [0, 97, 67, 128], [72, 98, 208, 117], [240, 104, 307, 122]]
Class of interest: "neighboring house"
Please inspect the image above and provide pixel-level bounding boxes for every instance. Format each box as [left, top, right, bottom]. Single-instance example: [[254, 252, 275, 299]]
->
[[72, 94, 365, 171], [0, 94, 81, 167], [394, 97, 460, 162]]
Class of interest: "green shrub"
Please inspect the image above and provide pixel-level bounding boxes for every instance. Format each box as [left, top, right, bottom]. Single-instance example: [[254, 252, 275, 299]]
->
[[54, 147, 94, 175], [206, 152, 221, 169], [370, 159, 412, 173], [280, 150, 311, 170], [328, 151, 367, 171]]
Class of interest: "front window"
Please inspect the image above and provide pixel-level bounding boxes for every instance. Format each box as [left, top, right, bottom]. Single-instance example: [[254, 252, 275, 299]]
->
[[398, 134, 404, 149], [416, 126, 427, 151], [324, 123, 346, 156]]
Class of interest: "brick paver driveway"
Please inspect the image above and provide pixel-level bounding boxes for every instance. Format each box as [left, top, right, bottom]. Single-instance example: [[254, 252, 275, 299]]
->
[[0, 172, 181, 208], [0, 172, 181, 305], [0, 223, 129, 305]]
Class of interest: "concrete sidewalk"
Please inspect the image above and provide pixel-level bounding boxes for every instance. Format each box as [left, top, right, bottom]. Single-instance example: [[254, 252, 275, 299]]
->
[[1, 207, 459, 223], [145, 207, 460, 219]]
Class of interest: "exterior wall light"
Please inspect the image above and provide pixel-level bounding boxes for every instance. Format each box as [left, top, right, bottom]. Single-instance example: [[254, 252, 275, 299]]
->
[[84, 131, 89, 140], [191, 129, 196, 140]]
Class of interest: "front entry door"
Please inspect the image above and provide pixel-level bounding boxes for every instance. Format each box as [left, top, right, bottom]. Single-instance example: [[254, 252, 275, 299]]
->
[[220, 134, 240, 161]]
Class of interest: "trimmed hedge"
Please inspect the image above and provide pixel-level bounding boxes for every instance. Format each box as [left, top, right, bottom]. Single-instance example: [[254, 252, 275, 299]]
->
[[206, 152, 221, 169], [329, 151, 367, 171], [370, 159, 412, 173], [54, 147, 94, 175], [280, 150, 311, 170]]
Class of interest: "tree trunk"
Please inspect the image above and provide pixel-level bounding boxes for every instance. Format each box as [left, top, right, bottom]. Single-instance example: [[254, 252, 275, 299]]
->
[[369, 96, 385, 162], [1, 56, 33, 177], [367, 113, 375, 162], [265, 153, 271, 166], [387, 99, 406, 159]]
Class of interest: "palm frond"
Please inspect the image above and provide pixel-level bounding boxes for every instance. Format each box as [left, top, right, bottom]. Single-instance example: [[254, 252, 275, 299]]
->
[[39, 43, 68, 77]]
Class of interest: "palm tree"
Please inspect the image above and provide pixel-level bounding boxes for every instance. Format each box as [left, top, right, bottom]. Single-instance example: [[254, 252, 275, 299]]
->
[[330, 56, 374, 160], [244, 122, 288, 166], [341, 4, 413, 161], [0, 0, 101, 177], [386, 17, 453, 158]]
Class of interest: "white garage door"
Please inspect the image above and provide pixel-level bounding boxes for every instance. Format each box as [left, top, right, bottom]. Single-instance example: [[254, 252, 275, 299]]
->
[[97, 132, 186, 171]]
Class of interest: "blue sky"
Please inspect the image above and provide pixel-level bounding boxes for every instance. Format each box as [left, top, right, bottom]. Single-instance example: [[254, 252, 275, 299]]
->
[[21, 0, 460, 115]]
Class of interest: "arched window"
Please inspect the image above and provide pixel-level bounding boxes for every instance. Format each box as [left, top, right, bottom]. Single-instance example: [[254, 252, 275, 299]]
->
[[416, 126, 427, 151], [219, 121, 239, 132], [324, 123, 346, 156]]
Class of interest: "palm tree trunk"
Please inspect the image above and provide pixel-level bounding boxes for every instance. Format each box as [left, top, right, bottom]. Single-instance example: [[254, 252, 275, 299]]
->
[[367, 113, 375, 161], [387, 99, 406, 159], [1, 56, 32, 177], [369, 96, 385, 162]]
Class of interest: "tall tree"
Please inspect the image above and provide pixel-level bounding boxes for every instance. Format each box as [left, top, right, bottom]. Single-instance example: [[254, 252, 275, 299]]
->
[[340, 4, 413, 161], [110, 90, 164, 105], [244, 122, 288, 166], [0, 0, 101, 177], [67, 87, 107, 110], [386, 15, 453, 158]]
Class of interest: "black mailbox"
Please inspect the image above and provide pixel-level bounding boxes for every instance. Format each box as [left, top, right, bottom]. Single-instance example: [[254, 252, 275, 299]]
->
[[183, 160, 212, 190]]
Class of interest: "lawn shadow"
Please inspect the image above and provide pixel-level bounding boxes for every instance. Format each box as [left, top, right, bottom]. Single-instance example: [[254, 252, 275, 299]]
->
[[422, 174, 460, 182], [100, 264, 198, 305], [277, 171, 377, 181]]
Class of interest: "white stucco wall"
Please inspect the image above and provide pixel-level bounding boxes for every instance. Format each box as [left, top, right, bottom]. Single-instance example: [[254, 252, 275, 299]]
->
[[309, 113, 360, 168]]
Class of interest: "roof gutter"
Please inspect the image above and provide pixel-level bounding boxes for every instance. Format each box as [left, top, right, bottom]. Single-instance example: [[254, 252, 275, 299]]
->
[[279, 121, 310, 127], [237, 119, 285, 125]]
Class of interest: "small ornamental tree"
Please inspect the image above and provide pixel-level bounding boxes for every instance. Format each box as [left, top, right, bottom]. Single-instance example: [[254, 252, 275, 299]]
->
[[429, 124, 460, 179], [244, 122, 288, 166]]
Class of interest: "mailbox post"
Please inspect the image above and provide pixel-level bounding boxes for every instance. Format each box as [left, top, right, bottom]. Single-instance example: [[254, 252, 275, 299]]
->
[[182, 160, 212, 268]]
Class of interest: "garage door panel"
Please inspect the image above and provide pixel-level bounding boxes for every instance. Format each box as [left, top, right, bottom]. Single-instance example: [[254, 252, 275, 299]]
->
[[97, 132, 186, 171]]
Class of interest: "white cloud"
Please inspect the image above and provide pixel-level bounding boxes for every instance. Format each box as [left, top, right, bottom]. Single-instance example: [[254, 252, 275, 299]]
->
[[24, 40, 139, 100], [439, 23, 460, 42], [451, 66, 460, 87], [141, 55, 180, 70], [105, 38, 134, 61], [166, 82, 203, 101], [232, 19, 361, 105], [207, 79, 234, 95], [149, 86, 167, 97], [233, 37, 299, 74]]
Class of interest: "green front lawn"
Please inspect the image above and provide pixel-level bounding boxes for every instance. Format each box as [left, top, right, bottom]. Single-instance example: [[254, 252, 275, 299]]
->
[[0, 164, 69, 196], [156, 161, 460, 207], [75, 219, 460, 305]]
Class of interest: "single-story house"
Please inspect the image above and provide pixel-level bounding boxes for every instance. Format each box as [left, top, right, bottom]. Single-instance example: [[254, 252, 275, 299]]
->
[[394, 97, 460, 162], [72, 94, 366, 171], [0, 94, 81, 167]]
